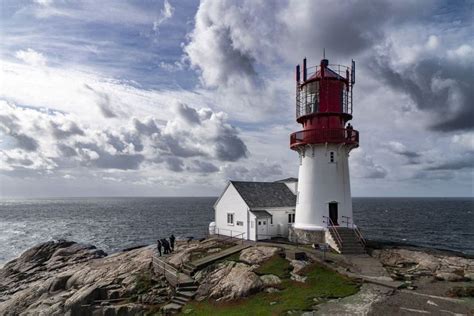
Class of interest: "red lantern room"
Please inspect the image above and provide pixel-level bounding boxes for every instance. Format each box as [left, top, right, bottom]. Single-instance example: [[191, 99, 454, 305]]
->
[[290, 57, 359, 150]]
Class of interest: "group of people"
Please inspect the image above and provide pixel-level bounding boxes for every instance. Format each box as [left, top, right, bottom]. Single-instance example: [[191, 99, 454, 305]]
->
[[156, 234, 175, 256]]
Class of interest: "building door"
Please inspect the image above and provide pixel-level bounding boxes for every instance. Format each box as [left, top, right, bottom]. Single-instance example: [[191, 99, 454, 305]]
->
[[257, 219, 268, 240], [329, 202, 338, 226]]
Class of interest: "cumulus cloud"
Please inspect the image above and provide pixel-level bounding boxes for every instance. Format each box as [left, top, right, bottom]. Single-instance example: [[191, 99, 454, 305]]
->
[[0, 100, 247, 175], [15, 49, 47, 66]]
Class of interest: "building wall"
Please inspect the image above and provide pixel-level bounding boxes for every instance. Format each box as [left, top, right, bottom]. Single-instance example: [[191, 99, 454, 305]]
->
[[294, 144, 353, 230], [214, 183, 250, 240], [282, 181, 298, 195]]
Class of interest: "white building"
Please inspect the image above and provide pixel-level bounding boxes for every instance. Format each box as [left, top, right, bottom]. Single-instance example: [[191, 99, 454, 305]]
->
[[212, 178, 297, 241]]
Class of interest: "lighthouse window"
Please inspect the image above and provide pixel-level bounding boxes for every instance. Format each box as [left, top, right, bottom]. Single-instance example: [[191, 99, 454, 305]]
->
[[329, 152, 335, 163], [288, 213, 295, 223]]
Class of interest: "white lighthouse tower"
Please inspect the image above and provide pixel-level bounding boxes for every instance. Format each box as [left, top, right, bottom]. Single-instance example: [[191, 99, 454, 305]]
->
[[289, 57, 363, 252]]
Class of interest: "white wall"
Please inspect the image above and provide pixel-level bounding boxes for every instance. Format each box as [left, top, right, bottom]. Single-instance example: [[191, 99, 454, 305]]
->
[[214, 183, 250, 240], [282, 181, 298, 195], [294, 144, 354, 230]]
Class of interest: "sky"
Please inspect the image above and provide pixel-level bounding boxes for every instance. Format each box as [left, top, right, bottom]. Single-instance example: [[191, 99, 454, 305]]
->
[[0, 0, 473, 198]]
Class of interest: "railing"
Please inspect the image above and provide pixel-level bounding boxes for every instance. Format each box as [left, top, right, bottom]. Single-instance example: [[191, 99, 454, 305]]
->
[[152, 255, 181, 285], [296, 63, 354, 119], [214, 228, 245, 244], [340, 216, 366, 247], [322, 216, 343, 248], [290, 128, 359, 149]]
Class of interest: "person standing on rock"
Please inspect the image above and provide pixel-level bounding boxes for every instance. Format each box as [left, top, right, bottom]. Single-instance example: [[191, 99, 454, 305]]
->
[[156, 239, 162, 256], [161, 238, 170, 254], [169, 234, 175, 252]]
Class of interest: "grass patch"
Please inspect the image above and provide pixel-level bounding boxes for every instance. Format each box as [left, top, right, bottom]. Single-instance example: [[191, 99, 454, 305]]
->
[[182, 263, 360, 316], [254, 255, 292, 279]]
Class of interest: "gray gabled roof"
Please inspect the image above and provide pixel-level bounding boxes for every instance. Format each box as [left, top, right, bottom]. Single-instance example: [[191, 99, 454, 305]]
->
[[251, 210, 273, 218], [275, 177, 298, 183], [230, 181, 296, 208]]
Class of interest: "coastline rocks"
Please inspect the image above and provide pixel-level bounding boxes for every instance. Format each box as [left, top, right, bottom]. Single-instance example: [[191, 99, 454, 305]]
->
[[435, 272, 465, 282], [372, 248, 473, 281], [197, 261, 263, 301], [0, 240, 169, 315], [239, 246, 280, 265]]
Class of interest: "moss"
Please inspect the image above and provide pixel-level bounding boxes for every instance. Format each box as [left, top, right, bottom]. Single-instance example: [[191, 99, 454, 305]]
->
[[182, 263, 360, 316], [254, 255, 292, 279]]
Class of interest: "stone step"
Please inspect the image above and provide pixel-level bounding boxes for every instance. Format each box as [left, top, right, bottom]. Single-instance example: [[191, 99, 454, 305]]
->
[[162, 303, 182, 312], [176, 281, 196, 287], [177, 285, 198, 292], [176, 290, 196, 299], [171, 296, 189, 305]]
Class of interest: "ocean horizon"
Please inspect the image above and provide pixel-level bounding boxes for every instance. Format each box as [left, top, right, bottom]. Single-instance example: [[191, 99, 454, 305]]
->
[[1, 196, 473, 265]]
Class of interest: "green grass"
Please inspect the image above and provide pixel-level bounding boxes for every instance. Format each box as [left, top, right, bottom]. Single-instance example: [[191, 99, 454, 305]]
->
[[181, 263, 360, 316], [254, 255, 292, 279]]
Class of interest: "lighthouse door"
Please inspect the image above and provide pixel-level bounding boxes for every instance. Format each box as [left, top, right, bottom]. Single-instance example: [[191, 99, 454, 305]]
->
[[329, 202, 339, 226]]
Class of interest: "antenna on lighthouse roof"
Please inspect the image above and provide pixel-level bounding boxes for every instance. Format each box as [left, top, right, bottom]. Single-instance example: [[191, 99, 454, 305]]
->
[[323, 48, 326, 59]]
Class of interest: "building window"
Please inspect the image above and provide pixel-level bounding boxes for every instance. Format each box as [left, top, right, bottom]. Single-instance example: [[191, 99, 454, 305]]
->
[[329, 151, 335, 163], [288, 213, 295, 223], [227, 213, 234, 225], [270, 217, 273, 225], [236, 221, 243, 226]]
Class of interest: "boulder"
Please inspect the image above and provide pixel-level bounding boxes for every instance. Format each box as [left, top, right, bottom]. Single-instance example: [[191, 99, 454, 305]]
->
[[260, 274, 281, 287], [198, 261, 263, 301], [290, 260, 310, 275], [435, 272, 464, 282], [239, 246, 280, 265]]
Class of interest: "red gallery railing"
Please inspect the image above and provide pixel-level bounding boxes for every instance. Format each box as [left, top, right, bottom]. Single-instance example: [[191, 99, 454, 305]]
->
[[290, 128, 359, 149]]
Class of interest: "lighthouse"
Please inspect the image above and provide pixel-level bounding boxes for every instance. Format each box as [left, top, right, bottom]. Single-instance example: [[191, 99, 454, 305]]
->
[[289, 57, 360, 247]]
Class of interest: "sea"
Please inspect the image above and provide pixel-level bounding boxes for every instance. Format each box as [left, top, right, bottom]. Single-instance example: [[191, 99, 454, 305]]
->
[[0, 197, 473, 265]]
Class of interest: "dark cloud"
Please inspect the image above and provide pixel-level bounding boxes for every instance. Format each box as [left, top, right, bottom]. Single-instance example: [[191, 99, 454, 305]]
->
[[425, 155, 474, 171], [133, 118, 160, 136], [0, 113, 38, 151], [165, 157, 184, 172], [50, 121, 84, 139], [175, 103, 201, 125], [214, 133, 248, 162], [84, 84, 117, 118], [11, 132, 39, 151], [189, 160, 219, 173], [58, 144, 77, 157], [372, 55, 474, 132]]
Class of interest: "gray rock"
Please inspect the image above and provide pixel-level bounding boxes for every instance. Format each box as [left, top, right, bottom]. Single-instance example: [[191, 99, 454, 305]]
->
[[260, 274, 281, 286], [239, 246, 280, 265], [435, 272, 464, 282]]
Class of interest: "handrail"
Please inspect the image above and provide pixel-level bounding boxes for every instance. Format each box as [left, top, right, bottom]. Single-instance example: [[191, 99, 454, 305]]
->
[[340, 216, 366, 247], [290, 128, 359, 149], [353, 225, 366, 246], [152, 255, 180, 284], [341, 215, 350, 228], [215, 228, 245, 244], [323, 216, 343, 248]]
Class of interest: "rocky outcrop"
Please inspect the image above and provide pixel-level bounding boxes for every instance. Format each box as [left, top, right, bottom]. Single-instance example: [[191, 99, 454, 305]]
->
[[372, 248, 473, 281], [0, 240, 170, 316], [239, 246, 280, 265], [197, 261, 263, 301]]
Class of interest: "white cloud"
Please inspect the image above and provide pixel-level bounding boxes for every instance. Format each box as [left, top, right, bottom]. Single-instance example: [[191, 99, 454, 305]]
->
[[15, 49, 47, 67], [153, 0, 175, 31]]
